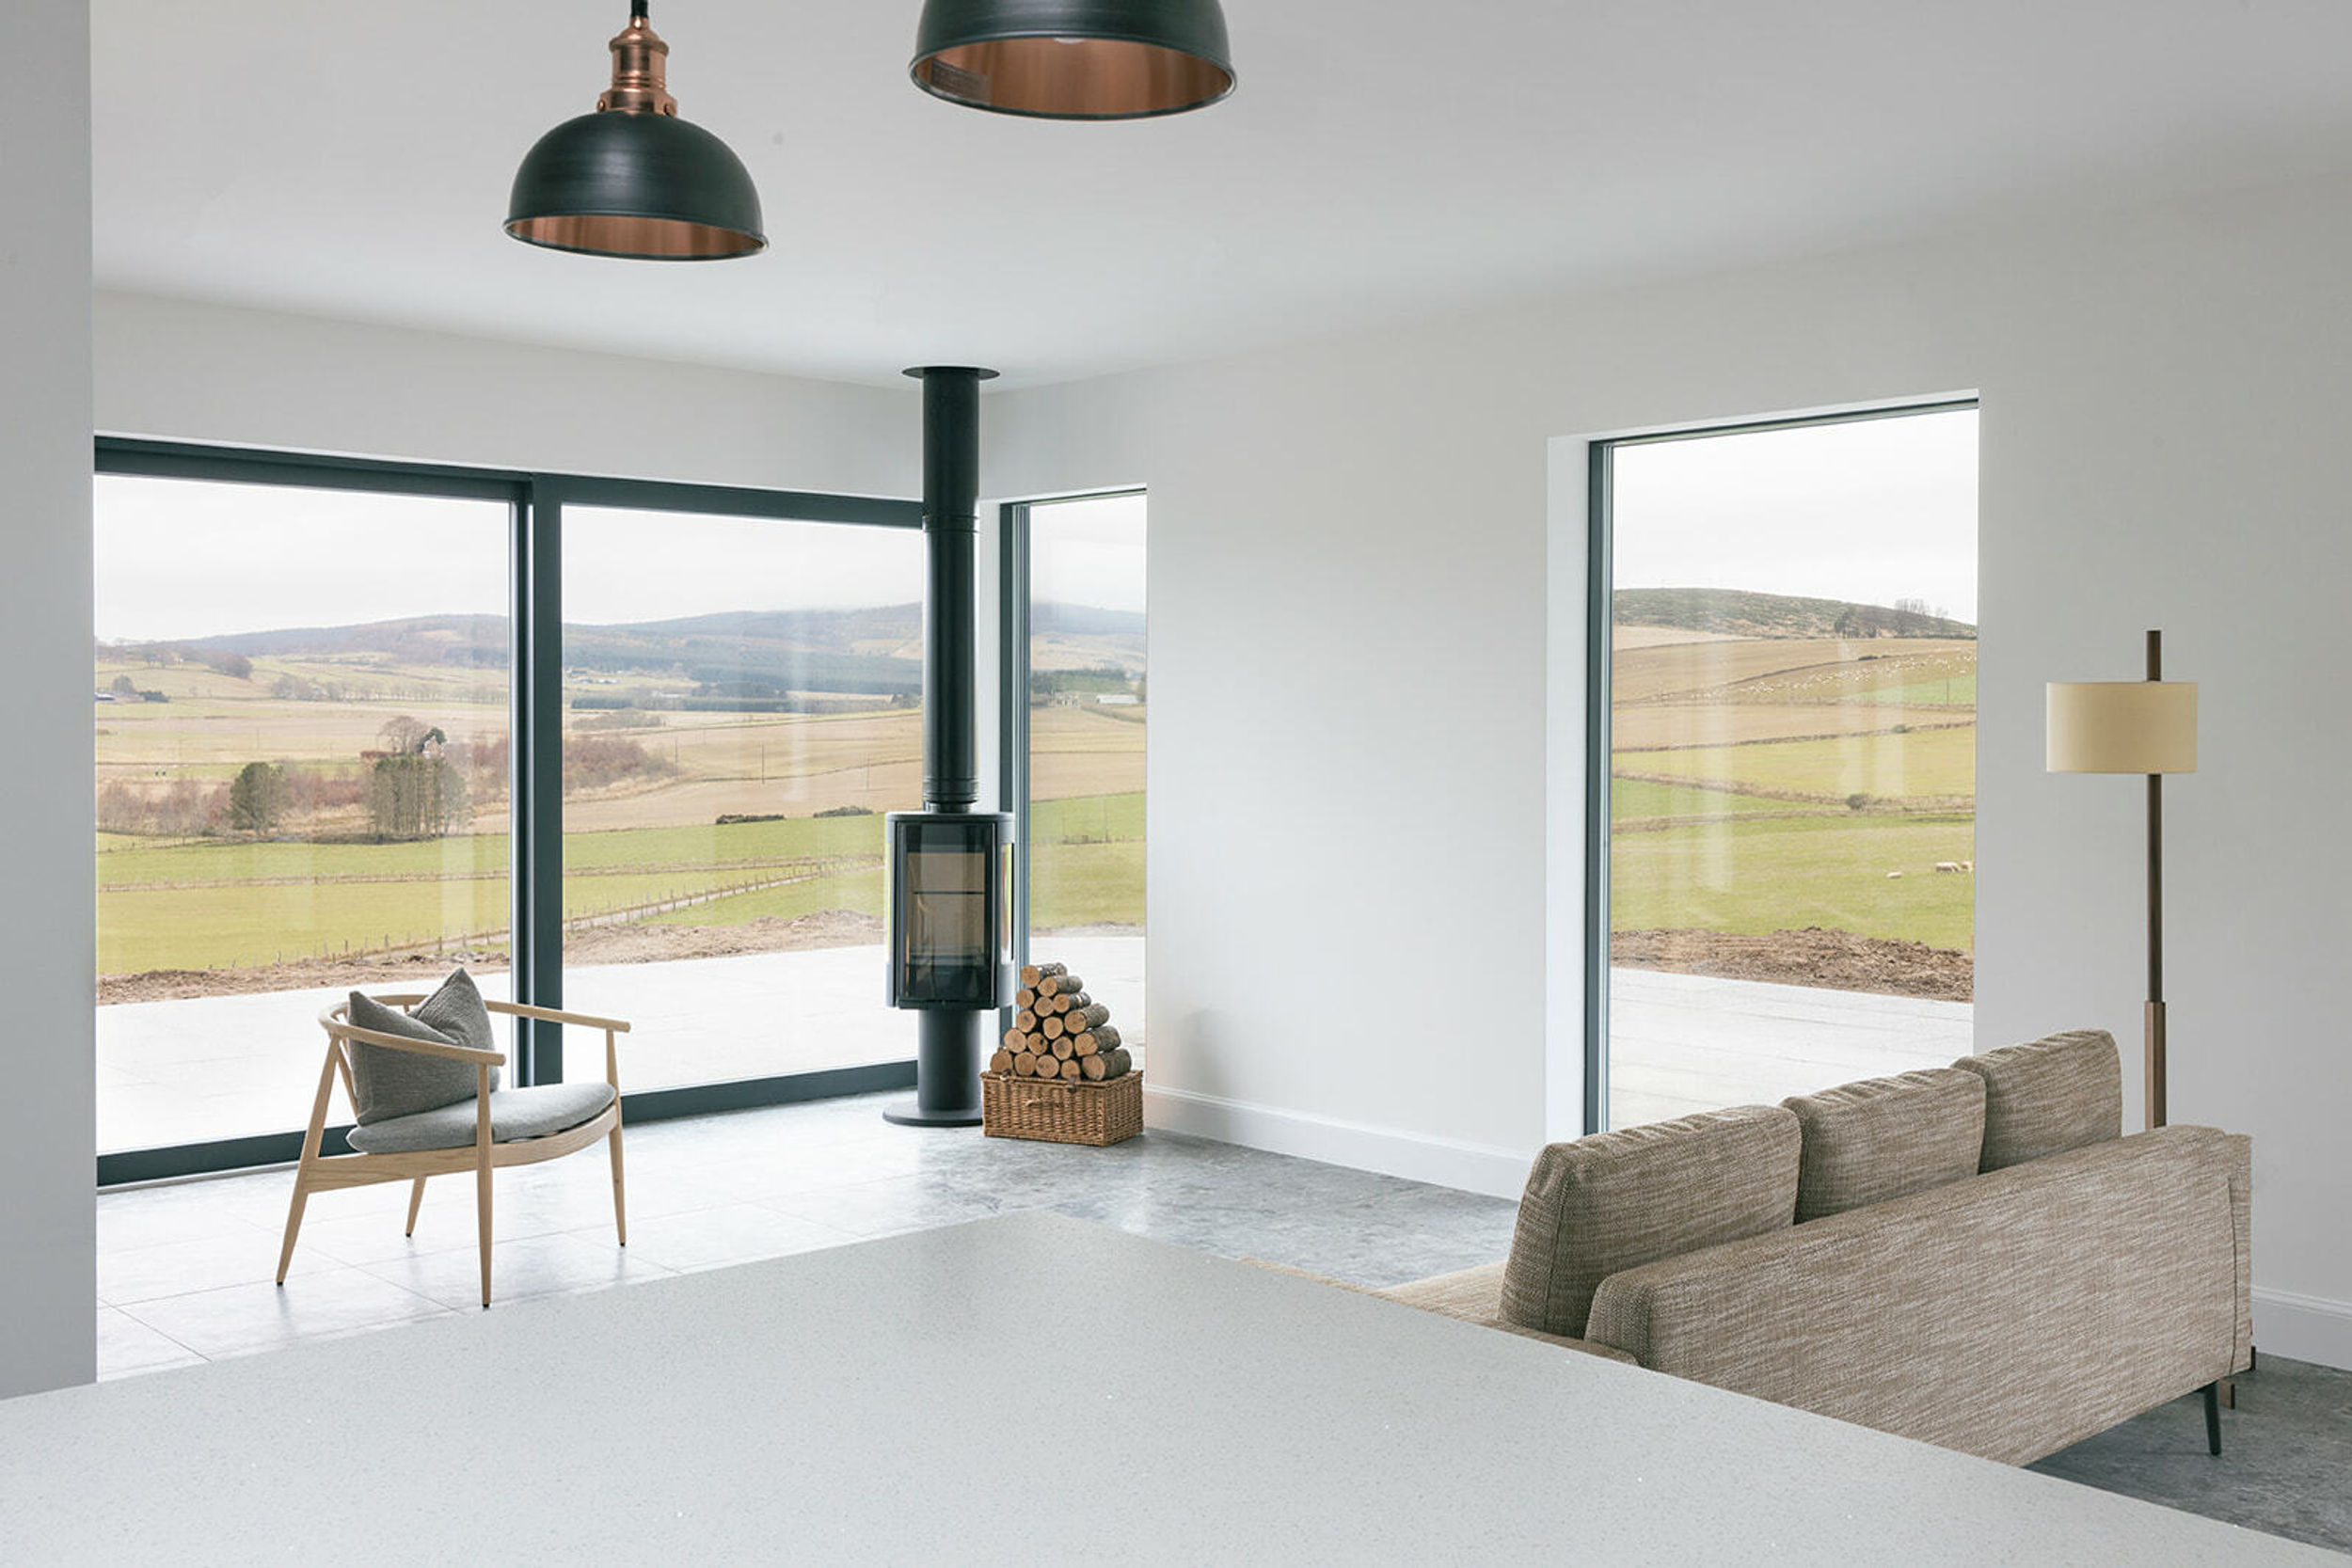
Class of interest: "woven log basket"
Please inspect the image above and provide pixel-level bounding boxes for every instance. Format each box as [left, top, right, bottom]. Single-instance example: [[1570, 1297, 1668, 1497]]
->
[[982, 1069, 1142, 1147]]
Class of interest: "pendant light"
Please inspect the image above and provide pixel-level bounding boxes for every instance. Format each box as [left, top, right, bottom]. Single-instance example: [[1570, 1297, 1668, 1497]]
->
[[911, 0, 1235, 119], [506, 1, 766, 261]]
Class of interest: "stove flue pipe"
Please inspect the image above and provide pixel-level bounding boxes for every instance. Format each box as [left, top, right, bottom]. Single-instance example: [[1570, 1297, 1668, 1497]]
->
[[908, 365, 995, 812]]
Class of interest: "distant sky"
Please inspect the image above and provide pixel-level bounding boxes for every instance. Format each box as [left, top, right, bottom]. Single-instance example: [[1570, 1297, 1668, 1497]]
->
[[97, 482, 1147, 640], [1611, 407, 1979, 625], [1030, 492, 1147, 615]]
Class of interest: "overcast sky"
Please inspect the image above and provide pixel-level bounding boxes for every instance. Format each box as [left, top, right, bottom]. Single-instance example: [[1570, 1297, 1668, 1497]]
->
[[94, 481, 1143, 641], [1611, 407, 1979, 624]]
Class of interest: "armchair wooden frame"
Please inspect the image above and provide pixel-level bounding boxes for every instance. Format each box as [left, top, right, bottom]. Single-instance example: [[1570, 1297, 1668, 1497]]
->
[[276, 996, 634, 1308]]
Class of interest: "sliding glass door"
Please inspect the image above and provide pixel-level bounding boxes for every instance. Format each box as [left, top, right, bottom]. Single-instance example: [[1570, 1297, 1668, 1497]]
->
[[1595, 407, 1979, 1129], [1010, 493, 1147, 1056], [94, 444, 926, 1180], [95, 473, 514, 1158], [557, 507, 927, 1090]]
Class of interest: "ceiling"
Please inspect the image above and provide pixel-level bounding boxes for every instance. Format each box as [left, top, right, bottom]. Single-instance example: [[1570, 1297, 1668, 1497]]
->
[[92, 1, 2352, 389]]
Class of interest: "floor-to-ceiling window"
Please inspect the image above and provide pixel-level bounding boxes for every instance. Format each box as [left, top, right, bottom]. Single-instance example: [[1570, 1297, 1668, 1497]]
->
[[1595, 406, 1979, 1129], [557, 507, 927, 1090], [1009, 493, 1147, 1053], [95, 471, 513, 1158], [93, 445, 926, 1180]]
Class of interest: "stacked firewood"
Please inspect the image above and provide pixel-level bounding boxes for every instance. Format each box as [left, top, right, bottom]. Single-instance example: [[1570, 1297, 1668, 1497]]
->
[[992, 960, 1132, 1083]]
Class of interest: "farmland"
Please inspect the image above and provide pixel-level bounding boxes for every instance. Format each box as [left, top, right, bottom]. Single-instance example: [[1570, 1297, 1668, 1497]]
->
[[1610, 588, 1977, 997], [95, 607, 1145, 990]]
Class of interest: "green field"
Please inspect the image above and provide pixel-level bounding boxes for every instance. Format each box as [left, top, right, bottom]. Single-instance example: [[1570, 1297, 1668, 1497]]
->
[[96, 793, 1145, 974], [1627, 723, 1976, 801], [1611, 814, 1976, 952], [1610, 779, 1806, 822]]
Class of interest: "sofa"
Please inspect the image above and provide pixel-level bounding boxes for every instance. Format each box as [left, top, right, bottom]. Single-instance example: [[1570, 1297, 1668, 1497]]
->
[[1371, 1029, 2253, 1465]]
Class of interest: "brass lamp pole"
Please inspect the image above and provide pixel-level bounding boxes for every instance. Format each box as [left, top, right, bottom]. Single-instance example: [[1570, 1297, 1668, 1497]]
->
[[2047, 630, 2199, 1129]]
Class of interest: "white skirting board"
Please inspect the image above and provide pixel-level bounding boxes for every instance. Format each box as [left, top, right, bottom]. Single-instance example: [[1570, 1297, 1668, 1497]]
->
[[1141, 1085, 1532, 1199], [2253, 1287, 2352, 1372]]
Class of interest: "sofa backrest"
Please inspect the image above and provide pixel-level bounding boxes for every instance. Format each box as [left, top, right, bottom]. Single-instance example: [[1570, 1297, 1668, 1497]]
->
[[1782, 1068, 1986, 1222], [1584, 1125, 2250, 1465], [1501, 1105, 1799, 1339], [1951, 1028, 2122, 1170]]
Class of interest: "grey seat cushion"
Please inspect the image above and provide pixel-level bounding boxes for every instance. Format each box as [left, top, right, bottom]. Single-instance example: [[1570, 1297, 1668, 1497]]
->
[[345, 1082, 615, 1155], [1783, 1068, 1986, 1221], [346, 985, 485, 1126], [1951, 1029, 2122, 1170], [1500, 1104, 1801, 1339]]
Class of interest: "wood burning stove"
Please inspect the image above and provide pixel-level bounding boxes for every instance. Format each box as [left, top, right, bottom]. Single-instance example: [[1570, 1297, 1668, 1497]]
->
[[882, 365, 1005, 1128], [886, 810, 1010, 1009]]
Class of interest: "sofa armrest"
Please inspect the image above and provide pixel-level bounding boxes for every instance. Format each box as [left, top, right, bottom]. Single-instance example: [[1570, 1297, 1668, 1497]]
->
[[1239, 1258, 1642, 1365]]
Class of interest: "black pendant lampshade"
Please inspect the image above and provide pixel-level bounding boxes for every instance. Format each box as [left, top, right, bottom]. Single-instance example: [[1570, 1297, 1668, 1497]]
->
[[506, 1, 766, 261], [911, 0, 1235, 119]]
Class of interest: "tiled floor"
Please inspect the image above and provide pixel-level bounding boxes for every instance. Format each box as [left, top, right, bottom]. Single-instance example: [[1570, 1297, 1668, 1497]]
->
[[95, 1089, 1514, 1377], [94, 1093, 2350, 1556]]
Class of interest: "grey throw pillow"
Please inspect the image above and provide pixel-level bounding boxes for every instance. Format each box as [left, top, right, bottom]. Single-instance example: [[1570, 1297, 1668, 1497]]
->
[[345, 985, 488, 1126], [1500, 1104, 1802, 1339], [1783, 1068, 1986, 1221], [1951, 1029, 2122, 1170], [412, 968, 500, 1093]]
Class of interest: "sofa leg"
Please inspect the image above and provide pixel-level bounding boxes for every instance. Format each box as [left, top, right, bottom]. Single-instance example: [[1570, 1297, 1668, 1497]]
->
[[2202, 1382, 2222, 1457]]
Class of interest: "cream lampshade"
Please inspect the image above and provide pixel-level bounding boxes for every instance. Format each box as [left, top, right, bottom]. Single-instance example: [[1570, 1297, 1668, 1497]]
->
[[2046, 682, 2199, 774]]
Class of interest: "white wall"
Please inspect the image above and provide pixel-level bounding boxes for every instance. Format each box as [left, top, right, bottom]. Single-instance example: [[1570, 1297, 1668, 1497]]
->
[[0, 0, 97, 1397], [95, 293, 920, 499], [985, 172, 2352, 1368]]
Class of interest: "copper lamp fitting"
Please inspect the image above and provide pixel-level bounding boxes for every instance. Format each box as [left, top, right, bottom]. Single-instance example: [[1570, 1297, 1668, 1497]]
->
[[597, 8, 678, 117]]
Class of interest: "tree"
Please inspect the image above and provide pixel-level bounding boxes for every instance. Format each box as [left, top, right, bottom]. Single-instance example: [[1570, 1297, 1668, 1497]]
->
[[377, 714, 434, 755], [108, 673, 138, 698], [229, 761, 289, 834], [369, 754, 468, 840], [208, 653, 254, 681]]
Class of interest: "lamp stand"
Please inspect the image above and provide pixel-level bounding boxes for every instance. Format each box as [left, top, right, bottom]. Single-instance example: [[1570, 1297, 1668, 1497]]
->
[[2143, 629, 2166, 1132]]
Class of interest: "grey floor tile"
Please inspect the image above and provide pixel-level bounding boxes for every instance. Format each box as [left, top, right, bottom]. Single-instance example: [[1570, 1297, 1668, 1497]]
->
[[358, 1231, 675, 1311], [120, 1267, 454, 1358], [95, 1307, 204, 1380], [617, 1204, 861, 1274]]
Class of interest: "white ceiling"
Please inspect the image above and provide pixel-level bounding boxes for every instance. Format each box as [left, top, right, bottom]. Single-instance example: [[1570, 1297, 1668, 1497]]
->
[[92, 1, 2352, 389]]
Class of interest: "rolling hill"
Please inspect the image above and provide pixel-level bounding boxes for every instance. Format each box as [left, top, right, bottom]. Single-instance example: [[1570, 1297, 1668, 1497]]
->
[[1614, 587, 1975, 641]]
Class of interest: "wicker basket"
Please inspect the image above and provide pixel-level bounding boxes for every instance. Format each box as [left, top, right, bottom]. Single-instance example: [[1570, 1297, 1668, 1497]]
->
[[982, 1069, 1143, 1147]]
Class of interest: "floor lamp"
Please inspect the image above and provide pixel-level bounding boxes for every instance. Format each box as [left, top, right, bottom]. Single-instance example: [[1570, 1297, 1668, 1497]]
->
[[2046, 630, 2199, 1131]]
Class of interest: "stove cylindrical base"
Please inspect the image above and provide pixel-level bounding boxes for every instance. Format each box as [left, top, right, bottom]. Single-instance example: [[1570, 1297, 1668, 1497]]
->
[[882, 1008, 983, 1128]]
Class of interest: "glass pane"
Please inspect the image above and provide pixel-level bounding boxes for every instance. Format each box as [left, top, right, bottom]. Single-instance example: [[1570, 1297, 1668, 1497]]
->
[[95, 476, 511, 1154], [1025, 494, 1146, 1061], [559, 508, 925, 1088], [1606, 410, 1978, 1129]]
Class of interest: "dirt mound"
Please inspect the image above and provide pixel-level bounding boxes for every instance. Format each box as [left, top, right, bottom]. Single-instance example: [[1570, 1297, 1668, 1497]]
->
[[1612, 927, 1972, 1002], [99, 911, 888, 1006]]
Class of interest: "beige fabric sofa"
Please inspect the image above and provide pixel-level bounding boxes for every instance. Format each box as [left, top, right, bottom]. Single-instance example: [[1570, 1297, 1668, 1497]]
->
[[1375, 1029, 2252, 1465]]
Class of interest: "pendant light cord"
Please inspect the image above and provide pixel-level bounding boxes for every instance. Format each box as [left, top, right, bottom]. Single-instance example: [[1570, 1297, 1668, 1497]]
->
[[631, 0, 648, 17]]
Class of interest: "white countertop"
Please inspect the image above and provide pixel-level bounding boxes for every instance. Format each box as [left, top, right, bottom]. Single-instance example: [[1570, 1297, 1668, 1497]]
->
[[0, 1211, 2331, 1564]]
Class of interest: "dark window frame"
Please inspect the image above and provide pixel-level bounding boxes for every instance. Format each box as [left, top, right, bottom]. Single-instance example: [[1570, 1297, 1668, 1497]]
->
[[1583, 401, 1979, 1135], [94, 436, 926, 1185]]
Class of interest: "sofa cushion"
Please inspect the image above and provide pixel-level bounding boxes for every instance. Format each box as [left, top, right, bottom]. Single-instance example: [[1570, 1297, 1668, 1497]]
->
[[345, 990, 480, 1126], [1500, 1105, 1801, 1339], [345, 1082, 616, 1154], [1951, 1029, 2122, 1170], [1783, 1068, 1987, 1221]]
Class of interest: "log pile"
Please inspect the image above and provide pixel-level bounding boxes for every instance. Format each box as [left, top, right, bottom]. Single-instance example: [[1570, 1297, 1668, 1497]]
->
[[991, 960, 1133, 1083]]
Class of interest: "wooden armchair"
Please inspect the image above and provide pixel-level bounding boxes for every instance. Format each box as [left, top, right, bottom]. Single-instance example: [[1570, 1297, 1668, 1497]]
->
[[276, 995, 633, 1308]]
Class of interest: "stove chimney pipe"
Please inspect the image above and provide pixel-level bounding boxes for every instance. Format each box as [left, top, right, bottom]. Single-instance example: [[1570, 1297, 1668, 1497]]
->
[[909, 365, 994, 811]]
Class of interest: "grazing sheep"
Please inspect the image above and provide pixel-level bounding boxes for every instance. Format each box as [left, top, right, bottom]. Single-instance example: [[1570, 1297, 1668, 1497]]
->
[[1886, 870, 1904, 879], [1961, 860, 1975, 872], [1934, 861, 1962, 873]]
